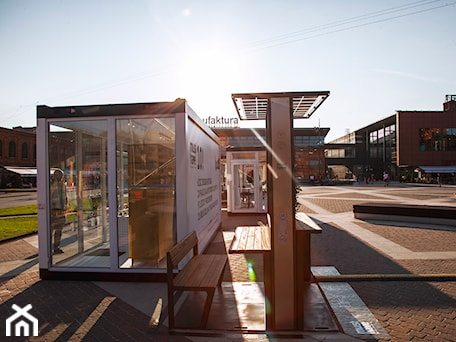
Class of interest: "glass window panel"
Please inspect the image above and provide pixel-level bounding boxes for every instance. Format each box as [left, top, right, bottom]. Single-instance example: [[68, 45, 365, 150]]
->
[[419, 128, 442, 151], [49, 120, 109, 268], [442, 128, 456, 151], [21, 142, 28, 159], [8, 141, 16, 157], [369, 131, 377, 144], [116, 117, 176, 269]]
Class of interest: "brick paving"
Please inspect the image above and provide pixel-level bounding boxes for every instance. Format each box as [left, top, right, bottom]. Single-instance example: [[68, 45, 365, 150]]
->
[[0, 261, 155, 341], [356, 221, 456, 252], [351, 281, 456, 341], [0, 184, 455, 341], [0, 239, 37, 263], [303, 184, 456, 341], [306, 197, 367, 213]]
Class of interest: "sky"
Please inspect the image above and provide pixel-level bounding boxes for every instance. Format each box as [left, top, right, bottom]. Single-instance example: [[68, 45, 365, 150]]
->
[[1, 0, 455, 141]]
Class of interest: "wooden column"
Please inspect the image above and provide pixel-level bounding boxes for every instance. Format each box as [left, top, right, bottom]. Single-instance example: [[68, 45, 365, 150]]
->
[[266, 97, 297, 330]]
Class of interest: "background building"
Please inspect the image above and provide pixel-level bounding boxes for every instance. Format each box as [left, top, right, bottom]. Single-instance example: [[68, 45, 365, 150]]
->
[[326, 95, 456, 184], [214, 127, 330, 182], [213, 127, 330, 213], [0, 126, 36, 187]]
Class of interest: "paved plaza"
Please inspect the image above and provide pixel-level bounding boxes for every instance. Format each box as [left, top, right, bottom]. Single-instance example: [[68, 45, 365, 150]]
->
[[0, 183, 455, 341]]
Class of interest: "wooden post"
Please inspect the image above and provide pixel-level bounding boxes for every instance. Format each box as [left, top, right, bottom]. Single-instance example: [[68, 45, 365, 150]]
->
[[266, 97, 297, 330]]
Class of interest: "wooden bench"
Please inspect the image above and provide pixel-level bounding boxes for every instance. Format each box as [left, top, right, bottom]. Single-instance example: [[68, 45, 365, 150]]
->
[[166, 231, 227, 329]]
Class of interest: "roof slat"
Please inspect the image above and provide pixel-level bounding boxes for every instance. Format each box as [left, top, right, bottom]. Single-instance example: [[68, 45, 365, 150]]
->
[[232, 91, 329, 120]]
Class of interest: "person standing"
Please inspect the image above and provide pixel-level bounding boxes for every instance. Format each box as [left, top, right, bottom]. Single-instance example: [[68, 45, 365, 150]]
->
[[50, 169, 67, 254]]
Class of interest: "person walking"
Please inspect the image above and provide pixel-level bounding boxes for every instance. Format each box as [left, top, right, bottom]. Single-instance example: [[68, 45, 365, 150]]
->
[[383, 171, 390, 187], [50, 169, 67, 254]]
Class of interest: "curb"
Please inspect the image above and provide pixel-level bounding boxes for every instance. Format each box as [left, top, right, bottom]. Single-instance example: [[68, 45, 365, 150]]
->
[[0, 230, 38, 244]]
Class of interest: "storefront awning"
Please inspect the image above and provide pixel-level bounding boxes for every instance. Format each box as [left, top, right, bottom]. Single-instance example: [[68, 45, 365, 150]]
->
[[3, 166, 37, 176], [418, 166, 456, 174], [231, 91, 330, 120]]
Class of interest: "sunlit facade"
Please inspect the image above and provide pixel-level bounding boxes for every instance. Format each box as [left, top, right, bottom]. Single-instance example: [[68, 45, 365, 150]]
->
[[326, 95, 456, 183]]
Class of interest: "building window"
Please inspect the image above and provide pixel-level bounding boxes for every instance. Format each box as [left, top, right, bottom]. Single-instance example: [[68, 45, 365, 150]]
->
[[369, 131, 378, 144], [294, 135, 322, 147], [308, 159, 320, 167], [370, 147, 378, 158], [443, 128, 456, 151], [419, 128, 456, 151], [325, 148, 355, 159], [325, 148, 344, 158], [345, 147, 356, 158], [0, 140, 2, 157], [21, 142, 28, 159], [8, 141, 16, 158]]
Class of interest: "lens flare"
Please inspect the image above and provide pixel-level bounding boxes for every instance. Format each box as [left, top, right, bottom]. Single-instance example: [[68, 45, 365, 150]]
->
[[247, 260, 256, 281]]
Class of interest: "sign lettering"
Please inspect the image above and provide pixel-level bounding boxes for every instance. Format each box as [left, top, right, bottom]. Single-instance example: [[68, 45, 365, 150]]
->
[[203, 116, 239, 128]]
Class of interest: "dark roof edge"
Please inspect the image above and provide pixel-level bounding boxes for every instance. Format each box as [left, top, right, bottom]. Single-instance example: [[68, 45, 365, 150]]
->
[[231, 91, 330, 99], [37, 99, 187, 119]]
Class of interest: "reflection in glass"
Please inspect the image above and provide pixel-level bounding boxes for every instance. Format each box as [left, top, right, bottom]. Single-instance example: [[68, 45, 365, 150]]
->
[[49, 121, 109, 267], [116, 117, 176, 268], [419, 128, 456, 151], [234, 163, 256, 210]]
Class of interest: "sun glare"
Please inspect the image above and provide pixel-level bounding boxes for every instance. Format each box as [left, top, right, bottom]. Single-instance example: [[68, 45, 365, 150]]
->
[[178, 47, 240, 101]]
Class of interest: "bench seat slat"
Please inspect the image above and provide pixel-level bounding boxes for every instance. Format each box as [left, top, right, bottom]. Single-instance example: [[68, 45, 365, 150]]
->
[[173, 254, 227, 289], [229, 225, 271, 253]]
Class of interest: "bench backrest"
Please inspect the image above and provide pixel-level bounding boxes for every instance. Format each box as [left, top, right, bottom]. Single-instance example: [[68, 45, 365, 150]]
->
[[167, 230, 198, 270]]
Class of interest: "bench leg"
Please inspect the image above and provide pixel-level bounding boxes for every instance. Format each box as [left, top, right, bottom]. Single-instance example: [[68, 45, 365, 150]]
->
[[200, 289, 215, 329], [168, 289, 175, 329]]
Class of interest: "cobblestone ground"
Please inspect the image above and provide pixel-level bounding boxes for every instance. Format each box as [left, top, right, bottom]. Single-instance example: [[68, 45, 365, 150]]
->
[[352, 281, 456, 341], [302, 184, 456, 341], [1, 185, 455, 341], [0, 248, 159, 341], [0, 239, 37, 262]]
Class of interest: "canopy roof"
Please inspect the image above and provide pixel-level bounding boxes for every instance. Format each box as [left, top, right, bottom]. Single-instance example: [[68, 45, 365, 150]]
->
[[231, 91, 330, 120], [418, 166, 456, 174], [4, 166, 37, 176]]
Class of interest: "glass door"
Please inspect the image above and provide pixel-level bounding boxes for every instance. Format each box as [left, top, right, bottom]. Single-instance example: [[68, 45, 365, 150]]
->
[[233, 162, 256, 211], [228, 151, 267, 213], [116, 117, 176, 269], [48, 121, 109, 268]]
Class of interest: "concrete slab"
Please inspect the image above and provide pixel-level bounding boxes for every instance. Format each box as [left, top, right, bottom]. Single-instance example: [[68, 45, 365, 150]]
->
[[313, 266, 390, 340]]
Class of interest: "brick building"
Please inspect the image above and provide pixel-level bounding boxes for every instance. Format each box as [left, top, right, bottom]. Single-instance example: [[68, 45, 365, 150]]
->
[[0, 126, 37, 187], [326, 95, 456, 184]]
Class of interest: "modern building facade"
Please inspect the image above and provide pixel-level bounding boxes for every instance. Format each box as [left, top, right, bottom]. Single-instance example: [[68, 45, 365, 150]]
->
[[326, 95, 456, 183]]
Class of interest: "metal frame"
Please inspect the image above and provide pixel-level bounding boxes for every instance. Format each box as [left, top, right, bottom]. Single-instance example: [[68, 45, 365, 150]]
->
[[231, 91, 330, 121]]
